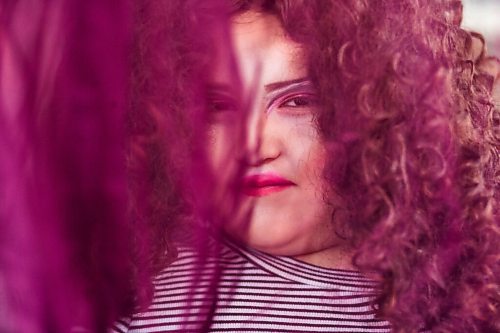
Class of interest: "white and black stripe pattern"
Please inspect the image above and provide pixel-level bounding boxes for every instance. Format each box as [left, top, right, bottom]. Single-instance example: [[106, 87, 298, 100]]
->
[[112, 239, 392, 333]]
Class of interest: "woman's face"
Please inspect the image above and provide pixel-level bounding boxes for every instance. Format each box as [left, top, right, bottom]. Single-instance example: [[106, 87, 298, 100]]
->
[[207, 11, 345, 258]]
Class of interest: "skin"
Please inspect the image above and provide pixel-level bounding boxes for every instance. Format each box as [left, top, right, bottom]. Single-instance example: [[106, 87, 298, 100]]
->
[[207, 11, 354, 270]]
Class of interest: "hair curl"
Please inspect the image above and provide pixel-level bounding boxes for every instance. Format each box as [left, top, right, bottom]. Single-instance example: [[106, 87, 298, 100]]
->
[[129, 0, 499, 331]]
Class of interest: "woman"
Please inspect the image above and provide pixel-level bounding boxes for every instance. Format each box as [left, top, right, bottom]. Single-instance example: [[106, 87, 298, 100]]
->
[[115, 0, 499, 332]]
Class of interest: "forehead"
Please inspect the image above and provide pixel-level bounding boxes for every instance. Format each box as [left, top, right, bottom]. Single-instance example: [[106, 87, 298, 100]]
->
[[210, 11, 307, 92], [230, 11, 288, 51]]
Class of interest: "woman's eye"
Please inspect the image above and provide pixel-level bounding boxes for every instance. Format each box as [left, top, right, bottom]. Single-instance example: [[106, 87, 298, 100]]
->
[[276, 94, 318, 115], [207, 96, 238, 113], [281, 95, 317, 108]]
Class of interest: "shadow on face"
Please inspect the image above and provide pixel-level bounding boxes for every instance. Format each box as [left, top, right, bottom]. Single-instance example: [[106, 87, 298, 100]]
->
[[205, 10, 352, 267]]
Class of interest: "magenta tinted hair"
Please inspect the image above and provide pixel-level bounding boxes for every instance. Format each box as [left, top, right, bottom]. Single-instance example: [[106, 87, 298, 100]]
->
[[128, 1, 499, 331]]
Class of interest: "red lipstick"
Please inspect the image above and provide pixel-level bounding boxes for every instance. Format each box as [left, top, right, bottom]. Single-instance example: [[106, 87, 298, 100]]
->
[[241, 173, 295, 197]]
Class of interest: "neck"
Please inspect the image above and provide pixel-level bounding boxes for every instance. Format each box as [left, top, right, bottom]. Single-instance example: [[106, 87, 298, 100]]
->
[[293, 243, 355, 270]]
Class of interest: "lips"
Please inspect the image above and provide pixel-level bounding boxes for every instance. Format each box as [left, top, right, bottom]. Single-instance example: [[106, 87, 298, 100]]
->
[[241, 173, 295, 197]]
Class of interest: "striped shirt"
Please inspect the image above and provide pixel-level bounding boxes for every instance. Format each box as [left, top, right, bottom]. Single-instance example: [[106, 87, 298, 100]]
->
[[112, 239, 392, 333]]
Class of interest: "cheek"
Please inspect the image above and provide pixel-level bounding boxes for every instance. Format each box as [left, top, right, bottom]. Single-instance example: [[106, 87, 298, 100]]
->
[[206, 122, 247, 205], [304, 143, 327, 178], [291, 124, 328, 188], [207, 123, 240, 170], [207, 125, 226, 169], [205, 124, 244, 226], [301, 144, 329, 205]]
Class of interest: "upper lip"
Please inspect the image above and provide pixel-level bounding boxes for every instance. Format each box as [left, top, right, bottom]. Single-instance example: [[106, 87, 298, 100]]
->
[[242, 173, 295, 188]]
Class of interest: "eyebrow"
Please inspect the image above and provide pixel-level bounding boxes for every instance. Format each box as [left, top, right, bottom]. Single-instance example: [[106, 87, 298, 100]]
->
[[264, 77, 311, 93], [206, 83, 233, 94], [264, 79, 316, 111], [206, 77, 312, 94]]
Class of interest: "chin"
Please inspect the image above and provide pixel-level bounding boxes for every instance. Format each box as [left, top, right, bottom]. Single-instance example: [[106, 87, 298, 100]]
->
[[244, 237, 296, 255], [225, 223, 310, 256]]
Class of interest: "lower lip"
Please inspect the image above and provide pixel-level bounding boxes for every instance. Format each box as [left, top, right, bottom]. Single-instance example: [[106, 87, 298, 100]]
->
[[242, 185, 293, 197]]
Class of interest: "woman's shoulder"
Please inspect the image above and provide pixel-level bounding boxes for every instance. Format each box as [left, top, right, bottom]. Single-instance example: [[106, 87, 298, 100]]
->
[[108, 239, 245, 333]]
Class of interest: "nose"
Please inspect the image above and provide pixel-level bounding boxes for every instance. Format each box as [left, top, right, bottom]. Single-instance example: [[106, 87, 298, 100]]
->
[[245, 108, 282, 167]]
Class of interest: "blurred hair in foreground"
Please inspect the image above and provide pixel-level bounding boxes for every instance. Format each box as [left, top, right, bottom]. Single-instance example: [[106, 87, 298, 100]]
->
[[1, 0, 499, 332], [0, 0, 134, 331]]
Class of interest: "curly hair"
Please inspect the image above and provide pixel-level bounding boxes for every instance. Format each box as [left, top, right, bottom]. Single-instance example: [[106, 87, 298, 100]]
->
[[129, 0, 499, 331], [126, 0, 233, 307]]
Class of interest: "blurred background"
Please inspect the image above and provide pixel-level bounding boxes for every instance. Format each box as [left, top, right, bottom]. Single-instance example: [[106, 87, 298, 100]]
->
[[462, 0, 500, 56]]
